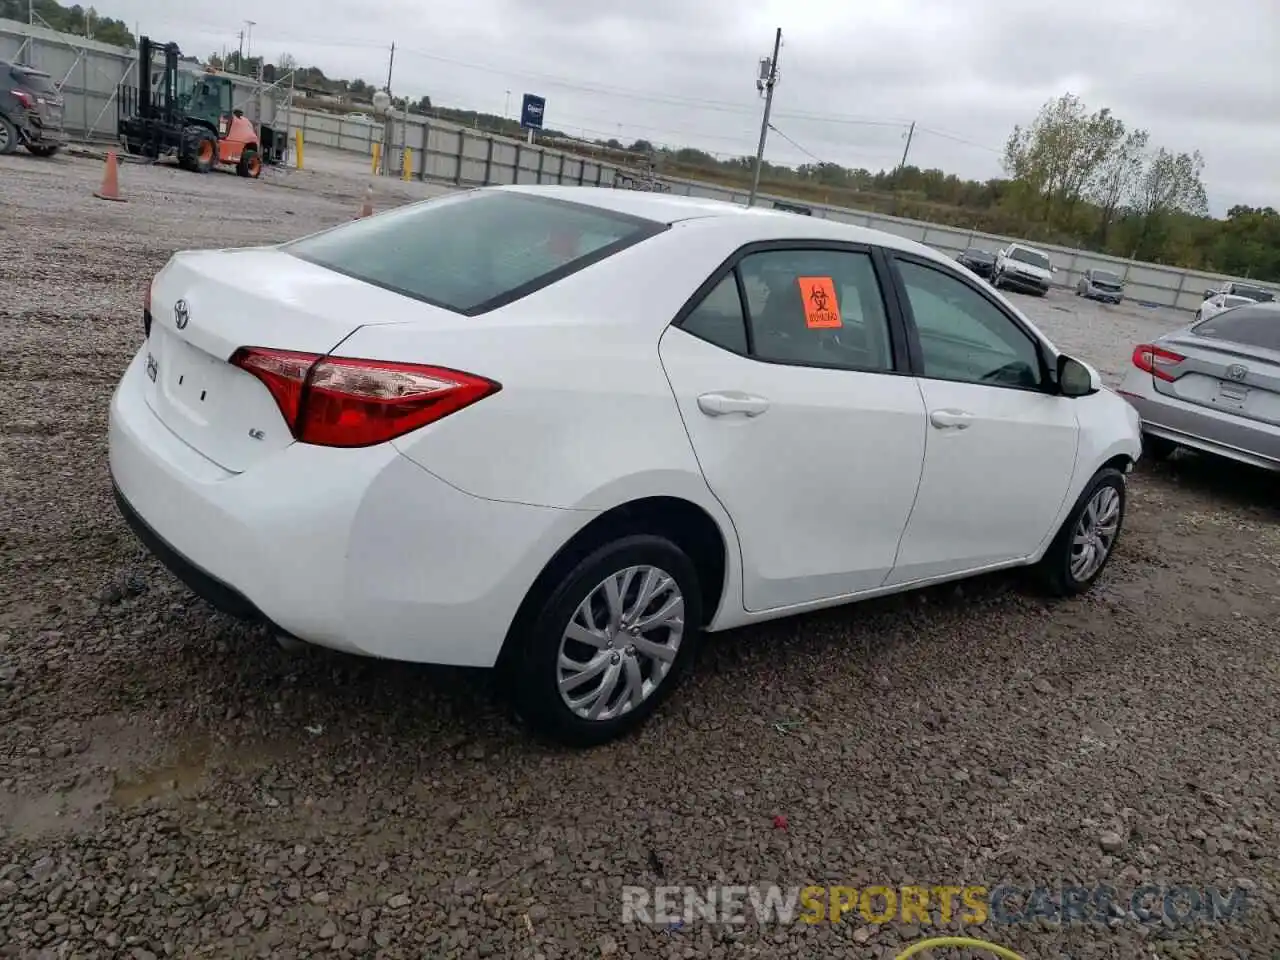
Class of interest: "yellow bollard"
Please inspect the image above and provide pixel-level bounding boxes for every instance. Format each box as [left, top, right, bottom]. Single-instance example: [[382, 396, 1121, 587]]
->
[[293, 129, 304, 170], [371, 141, 381, 175], [402, 147, 412, 182]]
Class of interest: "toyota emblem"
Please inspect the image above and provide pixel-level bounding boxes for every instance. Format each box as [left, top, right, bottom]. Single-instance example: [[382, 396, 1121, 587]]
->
[[1226, 363, 1248, 382], [174, 299, 190, 330]]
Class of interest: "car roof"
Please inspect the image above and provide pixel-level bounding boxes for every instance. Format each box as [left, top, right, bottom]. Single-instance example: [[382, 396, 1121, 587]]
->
[[493, 184, 949, 260]]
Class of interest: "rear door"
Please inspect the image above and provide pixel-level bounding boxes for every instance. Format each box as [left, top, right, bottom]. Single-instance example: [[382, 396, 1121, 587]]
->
[[659, 242, 926, 611], [1154, 305, 1280, 437]]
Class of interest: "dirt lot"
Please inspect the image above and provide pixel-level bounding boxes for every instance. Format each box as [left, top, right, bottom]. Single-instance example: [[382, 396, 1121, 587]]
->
[[1, 150, 1277, 960]]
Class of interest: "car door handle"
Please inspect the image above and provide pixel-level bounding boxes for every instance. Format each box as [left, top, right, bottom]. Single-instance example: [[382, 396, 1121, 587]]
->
[[929, 408, 974, 429], [697, 392, 771, 418]]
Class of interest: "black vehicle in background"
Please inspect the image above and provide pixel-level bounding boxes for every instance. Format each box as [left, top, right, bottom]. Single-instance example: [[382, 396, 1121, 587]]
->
[[0, 59, 66, 157], [955, 247, 996, 278]]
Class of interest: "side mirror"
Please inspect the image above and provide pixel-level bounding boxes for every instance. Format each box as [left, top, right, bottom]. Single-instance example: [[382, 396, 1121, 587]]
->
[[1204, 289, 1215, 300], [1058, 355, 1099, 397]]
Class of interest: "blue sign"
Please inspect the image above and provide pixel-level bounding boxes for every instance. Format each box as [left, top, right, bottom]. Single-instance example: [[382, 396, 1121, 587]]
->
[[520, 93, 546, 130]]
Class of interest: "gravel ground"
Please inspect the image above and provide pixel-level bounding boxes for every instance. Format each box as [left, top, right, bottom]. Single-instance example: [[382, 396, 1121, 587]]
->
[[1, 150, 1278, 960]]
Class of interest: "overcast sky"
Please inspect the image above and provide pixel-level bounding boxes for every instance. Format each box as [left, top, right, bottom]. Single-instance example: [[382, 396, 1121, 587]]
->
[[100, 0, 1277, 216]]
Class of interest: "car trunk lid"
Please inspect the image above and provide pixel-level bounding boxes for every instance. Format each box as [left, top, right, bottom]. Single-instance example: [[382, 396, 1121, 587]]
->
[[143, 247, 434, 472], [1152, 333, 1280, 428]]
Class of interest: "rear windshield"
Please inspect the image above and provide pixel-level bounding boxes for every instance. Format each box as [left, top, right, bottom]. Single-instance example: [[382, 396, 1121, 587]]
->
[[1010, 247, 1051, 270], [965, 249, 994, 261], [1231, 284, 1275, 303], [13, 68, 57, 95], [1193, 305, 1280, 351], [285, 191, 664, 315]]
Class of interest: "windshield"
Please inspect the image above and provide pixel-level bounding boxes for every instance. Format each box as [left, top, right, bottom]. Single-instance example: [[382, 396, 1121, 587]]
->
[[1193, 305, 1280, 351], [1009, 247, 1051, 270], [1231, 284, 1275, 303], [286, 191, 665, 315], [13, 68, 57, 96], [1092, 270, 1122, 284]]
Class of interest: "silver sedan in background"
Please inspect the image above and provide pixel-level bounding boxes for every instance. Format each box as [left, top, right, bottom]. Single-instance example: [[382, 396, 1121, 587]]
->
[[1077, 268, 1125, 304], [1118, 301, 1280, 471]]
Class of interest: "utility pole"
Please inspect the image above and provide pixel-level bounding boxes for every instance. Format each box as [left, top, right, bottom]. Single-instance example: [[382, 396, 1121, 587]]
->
[[748, 27, 782, 208], [895, 121, 916, 183], [236, 30, 244, 72], [245, 21, 256, 61], [385, 42, 395, 93]]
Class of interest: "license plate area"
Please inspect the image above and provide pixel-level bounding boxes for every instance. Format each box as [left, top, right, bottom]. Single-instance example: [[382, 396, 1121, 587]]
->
[[159, 336, 224, 423], [1214, 380, 1249, 410]]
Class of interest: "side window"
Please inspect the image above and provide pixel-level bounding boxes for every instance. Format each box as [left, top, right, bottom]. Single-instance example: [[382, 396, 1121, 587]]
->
[[736, 249, 894, 372], [680, 275, 748, 355], [896, 259, 1044, 389]]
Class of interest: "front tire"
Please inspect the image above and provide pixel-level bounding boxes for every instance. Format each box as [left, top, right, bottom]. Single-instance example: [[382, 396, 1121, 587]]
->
[[1034, 467, 1126, 597], [236, 147, 262, 178], [507, 535, 703, 747], [182, 126, 217, 173]]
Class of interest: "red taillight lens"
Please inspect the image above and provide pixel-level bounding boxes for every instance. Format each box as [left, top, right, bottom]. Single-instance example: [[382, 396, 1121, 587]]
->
[[12, 90, 33, 109], [230, 347, 500, 448], [1132, 343, 1184, 382]]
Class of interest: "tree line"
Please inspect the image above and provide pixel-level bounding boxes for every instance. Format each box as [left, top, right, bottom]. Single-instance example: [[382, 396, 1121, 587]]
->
[[1, 0, 134, 47]]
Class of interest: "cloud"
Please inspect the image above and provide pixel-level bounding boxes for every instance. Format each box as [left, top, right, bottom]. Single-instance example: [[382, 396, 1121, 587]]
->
[[105, 0, 1277, 215]]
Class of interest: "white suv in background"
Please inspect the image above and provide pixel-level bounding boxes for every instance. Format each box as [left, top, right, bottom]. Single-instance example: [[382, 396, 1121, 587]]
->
[[991, 243, 1055, 297]]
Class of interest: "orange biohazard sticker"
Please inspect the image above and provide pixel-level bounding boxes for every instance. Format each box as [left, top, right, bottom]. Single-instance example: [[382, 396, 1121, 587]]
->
[[797, 276, 842, 328]]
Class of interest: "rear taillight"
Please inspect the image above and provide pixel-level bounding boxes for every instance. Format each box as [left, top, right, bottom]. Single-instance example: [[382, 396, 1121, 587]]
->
[[12, 90, 33, 109], [1132, 344, 1184, 382], [230, 347, 500, 448]]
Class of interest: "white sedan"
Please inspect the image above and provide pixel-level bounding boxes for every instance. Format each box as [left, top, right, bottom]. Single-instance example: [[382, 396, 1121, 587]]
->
[[109, 186, 1142, 745], [1196, 293, 1258, 323]]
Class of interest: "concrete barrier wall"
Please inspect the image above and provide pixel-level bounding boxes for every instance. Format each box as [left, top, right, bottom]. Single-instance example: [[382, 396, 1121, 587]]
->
[[3, 17, 1262, 312]]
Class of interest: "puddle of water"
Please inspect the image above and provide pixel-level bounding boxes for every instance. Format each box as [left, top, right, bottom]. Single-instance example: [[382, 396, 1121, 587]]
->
[[110, 739, 210, 808]]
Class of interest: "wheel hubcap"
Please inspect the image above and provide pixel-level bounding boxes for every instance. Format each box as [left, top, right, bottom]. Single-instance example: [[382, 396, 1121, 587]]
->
[[557, 565, 685, 722], [1070, 486, 1121, 582]]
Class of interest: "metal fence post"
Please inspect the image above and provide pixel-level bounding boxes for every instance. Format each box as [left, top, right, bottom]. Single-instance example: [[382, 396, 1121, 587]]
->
[[483, 137, 493, 185], [514, 142, 523, 185], [537, 148, 545, 184], [454, 130, 465, 186], [419, 119, 429, 181]]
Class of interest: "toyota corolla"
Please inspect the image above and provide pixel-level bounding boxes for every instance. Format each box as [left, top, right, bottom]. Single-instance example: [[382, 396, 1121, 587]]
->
[[109, 186, 1142, 746]]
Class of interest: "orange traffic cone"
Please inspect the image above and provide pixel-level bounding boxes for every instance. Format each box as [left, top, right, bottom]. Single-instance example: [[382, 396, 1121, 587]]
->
[[357, 185, 373, 219], [93, 150, 127, 203]]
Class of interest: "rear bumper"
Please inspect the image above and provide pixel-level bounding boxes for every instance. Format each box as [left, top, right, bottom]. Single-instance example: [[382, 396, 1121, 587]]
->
[[108, 345, 590, 666], [1116, 368, 1280, 471]]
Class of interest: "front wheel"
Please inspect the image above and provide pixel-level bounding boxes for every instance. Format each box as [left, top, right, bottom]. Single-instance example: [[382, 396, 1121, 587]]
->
[[506, 535, 703, 747], [1034, 467, 1126, 597], [181, 126, 217, 173]]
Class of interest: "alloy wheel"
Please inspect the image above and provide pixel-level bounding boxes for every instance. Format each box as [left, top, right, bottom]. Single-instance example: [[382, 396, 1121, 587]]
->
[[1070, 485, 1121, 582], [557, 565, 685, 721]]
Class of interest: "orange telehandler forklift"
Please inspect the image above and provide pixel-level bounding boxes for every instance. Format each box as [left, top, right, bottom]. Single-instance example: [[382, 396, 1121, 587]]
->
[[116, 37, 285, 177]]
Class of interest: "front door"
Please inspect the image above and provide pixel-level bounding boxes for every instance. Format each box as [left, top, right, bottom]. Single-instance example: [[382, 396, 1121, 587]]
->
[[659, 245, 927, 612], [883, 255, 1078, 585]]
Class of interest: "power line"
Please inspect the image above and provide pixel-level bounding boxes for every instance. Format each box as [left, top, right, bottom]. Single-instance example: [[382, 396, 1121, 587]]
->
[[766, 123, 826, 164]]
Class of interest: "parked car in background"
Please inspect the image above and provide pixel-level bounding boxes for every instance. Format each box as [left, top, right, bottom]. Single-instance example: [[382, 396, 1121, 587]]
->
[[955, 247, 996, 279], [1196, 293, 1257, 323], [109, 186, 1141, 746], [1118, 301, 1279, 471], [0, 59, 66, 157], [1077, 268, 1125, 304], [344, 112, 375, 125], [991, 243, 1054, 296], [1203, 281, 1275, 304]]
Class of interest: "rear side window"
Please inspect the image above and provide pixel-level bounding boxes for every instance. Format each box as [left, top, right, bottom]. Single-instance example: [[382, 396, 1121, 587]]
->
[[285, 191, 664, 315], [1193, 305, 1280, 351], [14, 68, 57, 95]]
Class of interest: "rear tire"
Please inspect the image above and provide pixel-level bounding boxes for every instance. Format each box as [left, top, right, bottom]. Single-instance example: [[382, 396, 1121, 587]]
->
[[236, 147, 262, 179], [25, 143, 59, 157], [182, 126, 217, 173], [1034, 468, 1126, 597], [0, 114, 18, 155], [1142, 432, 1178, 461], [505, 535, 703, 747]]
